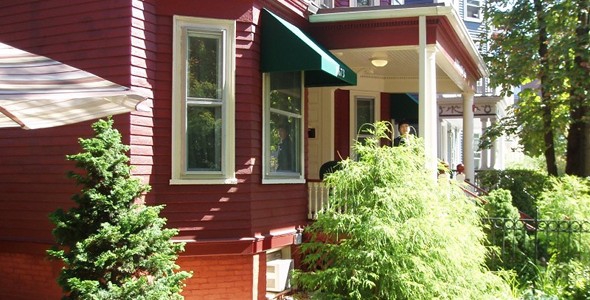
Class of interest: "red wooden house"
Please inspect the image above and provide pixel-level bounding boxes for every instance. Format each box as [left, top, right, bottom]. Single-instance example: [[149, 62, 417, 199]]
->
[[0, 0, 485, 299]]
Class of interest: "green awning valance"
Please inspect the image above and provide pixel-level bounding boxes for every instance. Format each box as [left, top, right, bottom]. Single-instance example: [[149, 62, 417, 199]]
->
[[260, 9, 357, 87]]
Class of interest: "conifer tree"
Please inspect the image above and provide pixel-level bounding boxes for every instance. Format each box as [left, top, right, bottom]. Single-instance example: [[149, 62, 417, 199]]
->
[[48, 118, 191, 299]]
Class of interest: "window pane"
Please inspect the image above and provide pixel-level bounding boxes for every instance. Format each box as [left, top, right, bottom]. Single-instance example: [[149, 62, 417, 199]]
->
[[187, 33, 221, 99], [357, 0, 371, 6], [356, 98, 374, 134], [270, 72, 301, 114], [267, 71, 302, 176], [270, 115, 301, 173], [466, 0, 481, 19], [467, 6, 480, 19], [187, 105, 222, 171]]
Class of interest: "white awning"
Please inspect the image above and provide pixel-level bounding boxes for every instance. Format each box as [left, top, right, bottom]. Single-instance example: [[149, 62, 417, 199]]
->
[[0, 42, 148, 129]]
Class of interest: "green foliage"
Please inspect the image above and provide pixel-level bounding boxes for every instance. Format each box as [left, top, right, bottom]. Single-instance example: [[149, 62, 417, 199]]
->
[[48, 118, 191, 299], [481, 0, 590, 176], [480, 173, 590, 298], [538, 175, 590, 222], [482, 189, 535, 283], [294, 122, 513, 299], [477, 169, 550, 218], [525, 260, 590, 300], [537, 175, 590, 263], [484, 189, 521, 220]]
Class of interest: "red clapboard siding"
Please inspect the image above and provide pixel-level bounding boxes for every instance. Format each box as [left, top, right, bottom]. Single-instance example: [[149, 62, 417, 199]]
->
[[335, 0, 350, 6], [334, 89, 351, 158], [0, 0, 137, 245], [0, 0, 134, 86], [0, 122, 94, 243], [0, 0, 310, 255]]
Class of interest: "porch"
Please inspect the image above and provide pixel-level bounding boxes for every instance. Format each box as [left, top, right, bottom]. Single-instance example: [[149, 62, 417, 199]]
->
[[304, 3, 487, 183]]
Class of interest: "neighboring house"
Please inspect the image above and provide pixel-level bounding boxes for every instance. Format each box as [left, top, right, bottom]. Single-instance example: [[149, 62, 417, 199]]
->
[[0, 0, 485, 299], [434, 0, 521, 173]]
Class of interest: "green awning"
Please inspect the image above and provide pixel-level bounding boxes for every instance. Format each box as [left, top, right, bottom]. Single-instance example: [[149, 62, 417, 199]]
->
[[261, 9, 357, 87]]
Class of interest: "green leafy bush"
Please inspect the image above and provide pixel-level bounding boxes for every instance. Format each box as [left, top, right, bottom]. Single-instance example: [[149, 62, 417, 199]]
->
[[48, 119, 191, 299], [517, 175, 590, 299], [538, 175, 590, 222], [477, 169, 550, 218], [537, 175, 590, 263], [294, 122, 513, 300], [482, 189, 535, 283]]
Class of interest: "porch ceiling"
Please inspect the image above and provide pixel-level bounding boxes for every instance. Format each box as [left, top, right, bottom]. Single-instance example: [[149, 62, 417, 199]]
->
[[330, 46, 465, 94]]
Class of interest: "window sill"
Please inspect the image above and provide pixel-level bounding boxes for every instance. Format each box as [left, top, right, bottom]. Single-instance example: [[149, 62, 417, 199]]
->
[[464, 17, 483, 23], [169, 177, 238, 185], [262, 178, 306, 185]]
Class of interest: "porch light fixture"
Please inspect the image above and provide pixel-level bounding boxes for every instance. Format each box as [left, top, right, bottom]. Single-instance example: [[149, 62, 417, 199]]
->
[[371, 58, 388, 67]]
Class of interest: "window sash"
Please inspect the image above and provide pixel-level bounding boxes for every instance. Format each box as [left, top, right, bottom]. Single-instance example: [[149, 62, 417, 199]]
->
[[186, 32, 223, 100], [465, 0, 482, 21], [263, 72, 305, 183], [184, 31, 224, 174], [355, 97, 375, 137], [185, 103, 223, 172], [349, 92, 380, 159]]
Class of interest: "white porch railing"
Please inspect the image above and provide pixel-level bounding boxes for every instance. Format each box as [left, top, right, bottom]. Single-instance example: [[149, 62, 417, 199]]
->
[[307, 180, 330, 220]]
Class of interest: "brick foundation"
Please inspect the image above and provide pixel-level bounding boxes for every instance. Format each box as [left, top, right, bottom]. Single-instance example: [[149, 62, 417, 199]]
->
[[179, 253, 266, 300], [0, 251, 267, 300], [0, 252, 61, 300]]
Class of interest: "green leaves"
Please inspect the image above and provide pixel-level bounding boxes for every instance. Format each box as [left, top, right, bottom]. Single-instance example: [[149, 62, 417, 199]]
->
[[482, 0, 590, 175], [47, 118, 191, 299], [294, 122, 513, 299]]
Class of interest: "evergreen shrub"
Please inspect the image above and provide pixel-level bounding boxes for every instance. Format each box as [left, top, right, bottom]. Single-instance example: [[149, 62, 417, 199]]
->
[[482, 189, 535, 283], [48, 118, 191, 299], [477, 169, 550, 218]]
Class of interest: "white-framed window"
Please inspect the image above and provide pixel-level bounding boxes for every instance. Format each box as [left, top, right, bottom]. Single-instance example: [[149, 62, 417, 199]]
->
[[350, 91, 380, 157], [465, 0, 483, 22], [262, 72, 305, 184], [473, 133, 482, 169], [391, 0, 404, 5], [170, 16, 237, 185], [351, 0, 379, 7], [312, 0, 334, 8]]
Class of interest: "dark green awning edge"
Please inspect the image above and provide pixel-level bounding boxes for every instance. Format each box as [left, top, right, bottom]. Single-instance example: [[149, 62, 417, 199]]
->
[[260, 9, 357, 87]]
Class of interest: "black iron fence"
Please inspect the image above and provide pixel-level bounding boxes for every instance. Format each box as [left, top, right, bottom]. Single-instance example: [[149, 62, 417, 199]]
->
[[483, 217, 590, 288]]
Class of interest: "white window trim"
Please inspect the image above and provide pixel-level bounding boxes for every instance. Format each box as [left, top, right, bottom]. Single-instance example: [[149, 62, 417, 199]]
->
[[350, 0, 379, 7], [349, 91, 381, 158], [170, 15, 237, 185], [464, 0, 483, 22], [310, 0, 334, 8], [262, 73, 306, 184]]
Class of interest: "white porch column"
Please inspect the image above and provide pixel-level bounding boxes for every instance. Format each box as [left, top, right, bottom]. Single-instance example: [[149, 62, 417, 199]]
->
[[462, 92, 475, 182], [480, 117, 489, 169], [490, 117, 498, 169], [419, 15, 438, 175], [439, 120, 449, 163]]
